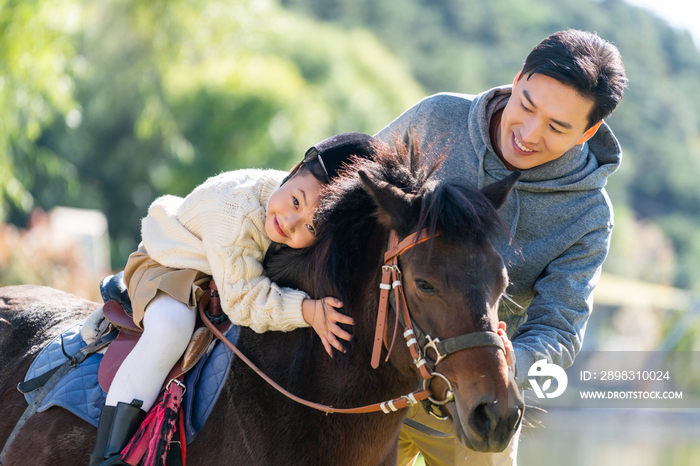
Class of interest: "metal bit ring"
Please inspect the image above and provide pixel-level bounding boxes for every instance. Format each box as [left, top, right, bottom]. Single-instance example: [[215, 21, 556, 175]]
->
[[423, 372, 455, 406]]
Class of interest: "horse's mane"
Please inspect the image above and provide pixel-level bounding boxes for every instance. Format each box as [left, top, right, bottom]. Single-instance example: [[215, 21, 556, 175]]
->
[[312, 136, 509, 296], [264, 135, 510, 376], [309, 137, 429, 299], [414, 169, 511, 260]]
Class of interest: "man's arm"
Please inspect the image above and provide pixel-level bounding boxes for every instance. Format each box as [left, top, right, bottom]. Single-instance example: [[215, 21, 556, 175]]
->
[[511, 220, 613, 388]]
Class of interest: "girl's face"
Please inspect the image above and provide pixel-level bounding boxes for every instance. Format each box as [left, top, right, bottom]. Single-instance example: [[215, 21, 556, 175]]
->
[[265, 170, 323, 249]]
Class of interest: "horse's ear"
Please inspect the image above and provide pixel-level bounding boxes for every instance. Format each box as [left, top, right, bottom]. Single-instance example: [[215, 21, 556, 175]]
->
[[359, 170, 414, 230], [480, 171, 521, 209]]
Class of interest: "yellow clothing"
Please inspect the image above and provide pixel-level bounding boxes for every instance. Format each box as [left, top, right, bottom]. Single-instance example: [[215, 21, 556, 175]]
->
[[123, 245, 210, 329], [398, 404, 520, 466], [140, 168, 309, 333]]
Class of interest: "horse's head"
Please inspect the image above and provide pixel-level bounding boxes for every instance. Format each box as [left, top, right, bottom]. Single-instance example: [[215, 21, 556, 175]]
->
[[267, 136, 524, 452], [354, 139, 524, 452]]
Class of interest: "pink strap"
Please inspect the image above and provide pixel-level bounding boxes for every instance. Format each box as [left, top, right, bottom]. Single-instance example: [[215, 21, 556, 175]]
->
[[122, 377, 185, 466]]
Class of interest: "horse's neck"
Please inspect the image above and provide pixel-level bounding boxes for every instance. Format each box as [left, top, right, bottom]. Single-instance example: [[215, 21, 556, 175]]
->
[[324, 228, 419, 401], [259, 224, 418, 404]]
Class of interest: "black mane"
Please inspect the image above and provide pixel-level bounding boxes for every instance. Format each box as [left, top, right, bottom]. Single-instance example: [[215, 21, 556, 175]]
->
[[415, 176, 510, 260]]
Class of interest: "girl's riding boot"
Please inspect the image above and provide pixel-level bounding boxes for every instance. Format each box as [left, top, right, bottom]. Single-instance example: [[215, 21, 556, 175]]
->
[[89, 404, 116, 466], [89, 399, 146, 466]]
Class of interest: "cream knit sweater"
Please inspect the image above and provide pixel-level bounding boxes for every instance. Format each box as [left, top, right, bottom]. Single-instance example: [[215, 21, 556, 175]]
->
[[141, 168, 309, 333]]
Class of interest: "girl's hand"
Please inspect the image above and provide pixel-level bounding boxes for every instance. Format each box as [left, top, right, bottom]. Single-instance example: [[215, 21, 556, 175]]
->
[[302, 297, 354, 357], [497, 321, 516, 378]]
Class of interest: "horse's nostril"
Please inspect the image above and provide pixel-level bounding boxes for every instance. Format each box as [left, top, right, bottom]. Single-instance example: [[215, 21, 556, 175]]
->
[[468, 401, 496, 437]]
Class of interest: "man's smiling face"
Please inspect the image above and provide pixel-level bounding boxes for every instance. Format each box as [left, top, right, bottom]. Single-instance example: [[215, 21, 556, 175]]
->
[[496, 73, 595, 170]]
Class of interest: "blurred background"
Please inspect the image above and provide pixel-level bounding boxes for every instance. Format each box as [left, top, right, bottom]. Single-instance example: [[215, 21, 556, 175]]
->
[[2, 0, 700, 464]]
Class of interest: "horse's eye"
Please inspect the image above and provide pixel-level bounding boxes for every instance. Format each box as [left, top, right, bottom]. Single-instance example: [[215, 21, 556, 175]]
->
[[415, 279, 437, 294]]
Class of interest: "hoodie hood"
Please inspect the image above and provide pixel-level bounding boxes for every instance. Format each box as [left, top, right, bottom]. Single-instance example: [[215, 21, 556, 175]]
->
[[469, 85, 622, 193]]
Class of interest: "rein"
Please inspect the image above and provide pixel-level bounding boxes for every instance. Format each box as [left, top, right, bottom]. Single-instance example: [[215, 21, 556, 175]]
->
[[199, 300, 431, 415], [200, 228, 505, 416]]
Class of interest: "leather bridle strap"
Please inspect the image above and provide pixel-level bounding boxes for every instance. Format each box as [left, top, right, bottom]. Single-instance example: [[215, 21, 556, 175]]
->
[[199, 301, 432, 414], [372, 230, 434, 380], [384, 229, 436, 263], [427, 330, 505, 357], [389, 286, 506, 368], [371, 263, 394, 369], [374, 229, 506, 375], [394, 269, 434, 380]]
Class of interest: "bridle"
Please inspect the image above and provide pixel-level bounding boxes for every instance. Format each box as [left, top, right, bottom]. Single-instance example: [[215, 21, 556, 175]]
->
[[371, 230, 506, 416], [200, 228, 506, 416]]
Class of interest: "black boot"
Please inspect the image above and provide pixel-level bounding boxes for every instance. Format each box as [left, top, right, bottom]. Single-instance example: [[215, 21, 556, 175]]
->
[[89, 399, 146, 466], [89, 405, 116, 466]]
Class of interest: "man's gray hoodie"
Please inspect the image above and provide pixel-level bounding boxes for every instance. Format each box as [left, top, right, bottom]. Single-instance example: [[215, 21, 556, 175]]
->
[[375, 85, 622, 388]]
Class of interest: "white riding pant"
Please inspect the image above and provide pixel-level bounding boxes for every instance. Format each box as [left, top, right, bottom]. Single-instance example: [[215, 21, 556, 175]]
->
[[105, 292, 196, 411]]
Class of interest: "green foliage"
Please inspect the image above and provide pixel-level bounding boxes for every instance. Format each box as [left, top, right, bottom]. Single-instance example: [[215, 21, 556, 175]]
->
[[0, 0, 81, 221], [2, 0, 423, 267]]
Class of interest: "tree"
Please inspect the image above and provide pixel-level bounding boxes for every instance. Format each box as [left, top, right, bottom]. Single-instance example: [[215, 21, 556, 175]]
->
[[3, 0, 424, 269], [0, 0, 82, 222]]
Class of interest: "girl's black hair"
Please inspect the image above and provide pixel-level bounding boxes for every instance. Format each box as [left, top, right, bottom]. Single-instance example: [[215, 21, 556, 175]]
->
[[281, 132, 377, 186]]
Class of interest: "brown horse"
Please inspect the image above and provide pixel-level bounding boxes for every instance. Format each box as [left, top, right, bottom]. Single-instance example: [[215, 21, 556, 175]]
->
[[0, 141, 523, 465]]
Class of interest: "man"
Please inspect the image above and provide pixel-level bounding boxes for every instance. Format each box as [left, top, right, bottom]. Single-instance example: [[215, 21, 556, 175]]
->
[[374, 29, 627, 465]]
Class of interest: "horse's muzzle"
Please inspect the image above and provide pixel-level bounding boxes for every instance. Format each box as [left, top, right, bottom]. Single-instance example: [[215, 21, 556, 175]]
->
[[452, 391, 524, 453]]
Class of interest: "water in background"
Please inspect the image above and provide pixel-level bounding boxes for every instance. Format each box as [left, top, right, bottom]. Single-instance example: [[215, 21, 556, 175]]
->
[[413, 407, 700, 465], [519, 407, 700, 466]]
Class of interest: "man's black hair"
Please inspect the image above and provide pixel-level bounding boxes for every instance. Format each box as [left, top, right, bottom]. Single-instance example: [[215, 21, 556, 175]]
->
[[522, 29, 627, 129]]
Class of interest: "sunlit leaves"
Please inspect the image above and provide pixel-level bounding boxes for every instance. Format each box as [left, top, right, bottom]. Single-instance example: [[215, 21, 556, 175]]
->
[[0, 0, 83, 219], [1, 0, 424, 268]]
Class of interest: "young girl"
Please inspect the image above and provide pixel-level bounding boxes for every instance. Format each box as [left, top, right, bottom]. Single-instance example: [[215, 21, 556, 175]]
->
[[89, 132, 377, 466]]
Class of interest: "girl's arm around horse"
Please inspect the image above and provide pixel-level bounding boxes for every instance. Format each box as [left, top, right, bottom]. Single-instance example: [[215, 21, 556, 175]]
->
[[140, 169, 310, 332], [302, 297, 353, 357]]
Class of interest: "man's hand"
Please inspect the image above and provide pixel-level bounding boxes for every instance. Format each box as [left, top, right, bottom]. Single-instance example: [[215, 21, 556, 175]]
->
[[302, 297, 354, 357], [497, 322, 516, 378]]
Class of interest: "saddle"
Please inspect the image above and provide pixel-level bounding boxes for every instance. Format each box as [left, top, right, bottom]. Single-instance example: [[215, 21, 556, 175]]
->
[[96, 272, 229, 393], [7, 271, 244, 466]]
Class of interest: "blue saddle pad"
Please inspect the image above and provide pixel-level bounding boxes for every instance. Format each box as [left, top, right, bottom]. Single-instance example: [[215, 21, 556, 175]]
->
[[23, 321, 240, 444]]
